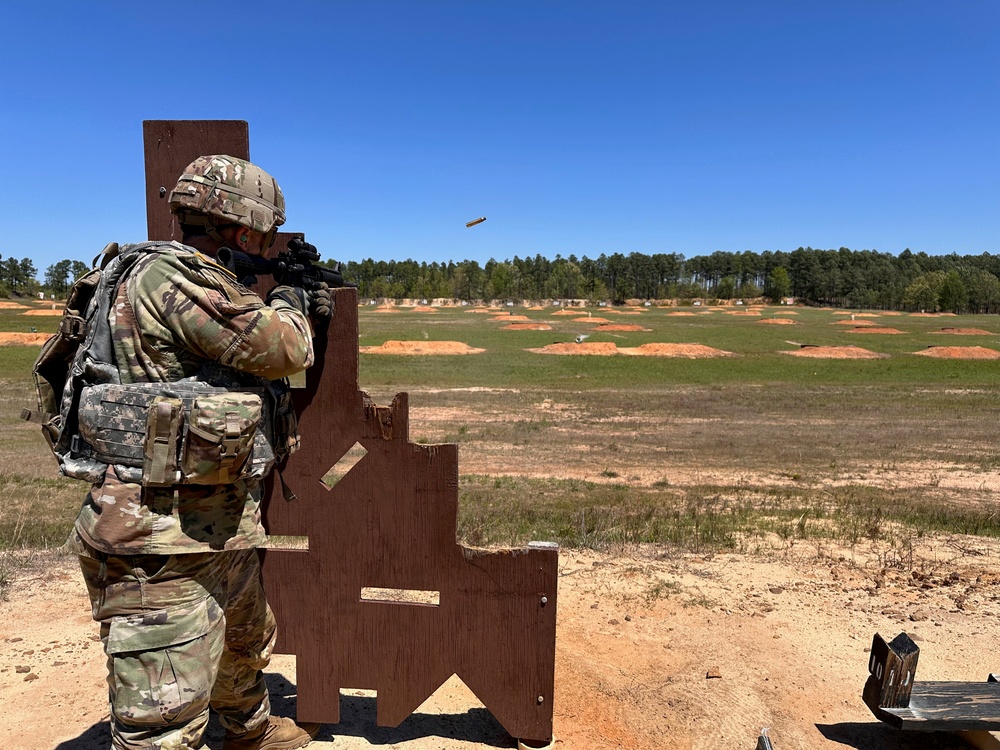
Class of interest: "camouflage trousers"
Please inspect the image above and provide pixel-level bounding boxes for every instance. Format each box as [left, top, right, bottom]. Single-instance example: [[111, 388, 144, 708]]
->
[[78, 542, 277, 750]]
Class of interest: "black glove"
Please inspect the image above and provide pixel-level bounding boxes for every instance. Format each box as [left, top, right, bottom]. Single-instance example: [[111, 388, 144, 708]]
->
[[266, 285, 309, 316], [309, 283, 333, 319]]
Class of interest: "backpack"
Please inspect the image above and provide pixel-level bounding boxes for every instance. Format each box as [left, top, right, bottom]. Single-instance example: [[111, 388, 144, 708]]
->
[[24, 242, 164, 481], [24, 241, 293, 486]]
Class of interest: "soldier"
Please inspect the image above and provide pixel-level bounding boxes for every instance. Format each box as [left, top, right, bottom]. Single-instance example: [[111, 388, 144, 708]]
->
[[68, 155, 327, 750]]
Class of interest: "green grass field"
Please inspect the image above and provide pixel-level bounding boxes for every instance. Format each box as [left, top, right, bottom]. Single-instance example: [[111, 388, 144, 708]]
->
[[2, 301, 999, 594], [357, 305, 1000, 388]]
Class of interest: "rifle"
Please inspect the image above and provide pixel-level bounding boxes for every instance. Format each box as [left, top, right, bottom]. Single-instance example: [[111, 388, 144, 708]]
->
[[217, 237, 356, 290]]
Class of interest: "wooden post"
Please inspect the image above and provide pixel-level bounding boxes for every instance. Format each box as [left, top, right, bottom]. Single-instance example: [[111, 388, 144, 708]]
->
[[142, 120, 250, 241], [142, 121, 559, 745]]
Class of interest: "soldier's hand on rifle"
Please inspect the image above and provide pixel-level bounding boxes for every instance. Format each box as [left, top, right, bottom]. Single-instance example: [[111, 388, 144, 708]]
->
[[309, 283, 333, 320], [266, 285, 309, 316]]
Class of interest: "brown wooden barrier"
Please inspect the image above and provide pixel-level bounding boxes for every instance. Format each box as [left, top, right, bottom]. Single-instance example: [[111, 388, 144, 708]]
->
[[142, 120, 558, 744]]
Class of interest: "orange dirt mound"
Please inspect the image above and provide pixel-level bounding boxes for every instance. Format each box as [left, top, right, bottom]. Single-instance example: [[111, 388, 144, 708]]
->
[[757, 318, 797, 325], [914, 346, 1000, 360], [726, 310, 761, 316], [619, 343, 732, 358], [782, 346, 887, 359], [605, 310, 643, 315], [491, 314, 531, 322], [665, 311, 697, 316], [595, 324, 649, 332], [359, 340, 485, 355], [573, 317, 610, 323], [551, 310, 580, 316], [466, 308, 502, 313], [503, 323, 552, 331], [0, 332, 50, 345], [833, 319, 876, 326], [0, 301, 28, 309], [22, 309, 62, 316], [931, 327, 993, 335], [529, 342, 619, 355], [847, 327, 904, 334], [774, 311, 798, 315], [411, 306, 436, 312]]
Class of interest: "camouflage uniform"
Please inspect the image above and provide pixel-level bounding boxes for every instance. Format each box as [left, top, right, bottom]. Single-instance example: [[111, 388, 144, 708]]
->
[[71, 156, 314, 750]]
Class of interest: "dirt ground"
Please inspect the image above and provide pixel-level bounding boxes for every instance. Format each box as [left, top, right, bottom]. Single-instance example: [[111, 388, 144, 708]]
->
[[6, 314, 1000, 749], [528, 342, 732, 357], [847, 328, 906, 335], [931, 329, 994, 336], [359, 341, 486, 355], [782, 346, 888, 359], [4, 541, 1000, 750], [914, 346, 1000, 360]]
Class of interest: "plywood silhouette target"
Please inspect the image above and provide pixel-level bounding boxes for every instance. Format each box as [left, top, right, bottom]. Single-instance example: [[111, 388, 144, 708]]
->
[[142, 120, 559, 745]]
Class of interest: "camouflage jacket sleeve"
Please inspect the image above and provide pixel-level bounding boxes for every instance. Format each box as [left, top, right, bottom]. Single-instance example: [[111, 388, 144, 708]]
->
[[119, 248, 314, 381]]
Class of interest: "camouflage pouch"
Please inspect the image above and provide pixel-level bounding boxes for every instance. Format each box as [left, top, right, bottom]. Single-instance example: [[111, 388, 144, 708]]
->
[[181, 393, 262, 485], [142, 397, 184, 487]]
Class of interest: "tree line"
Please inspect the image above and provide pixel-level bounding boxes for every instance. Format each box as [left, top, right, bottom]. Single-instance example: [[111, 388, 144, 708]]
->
[[336, 248, 1000, 313], [16, 247, 1000, 314]]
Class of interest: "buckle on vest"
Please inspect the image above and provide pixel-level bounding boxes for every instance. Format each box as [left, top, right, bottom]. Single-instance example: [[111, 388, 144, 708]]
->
[[60, 314, 87, 341], [219, 412, 242, 466]]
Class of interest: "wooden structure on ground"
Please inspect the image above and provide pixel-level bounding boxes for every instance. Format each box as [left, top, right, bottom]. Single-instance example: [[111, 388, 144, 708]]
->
[[864, 632, 1000, 749], [142, 120, 559, 745]]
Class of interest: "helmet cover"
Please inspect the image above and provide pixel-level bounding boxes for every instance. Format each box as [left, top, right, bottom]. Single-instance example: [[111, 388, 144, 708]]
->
[[168, 155, 285, 235]]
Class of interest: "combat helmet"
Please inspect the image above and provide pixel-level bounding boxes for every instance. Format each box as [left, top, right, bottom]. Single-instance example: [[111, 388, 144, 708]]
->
[[168, 155, 285, 243]]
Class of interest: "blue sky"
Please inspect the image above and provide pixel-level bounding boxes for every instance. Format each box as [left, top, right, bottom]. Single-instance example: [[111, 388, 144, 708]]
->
[[1, 1, 997, 273]]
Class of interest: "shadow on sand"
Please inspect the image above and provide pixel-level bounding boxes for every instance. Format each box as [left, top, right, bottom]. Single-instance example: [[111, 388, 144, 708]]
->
[[56, 673, 513, 749], [816, 722, 977, 749]]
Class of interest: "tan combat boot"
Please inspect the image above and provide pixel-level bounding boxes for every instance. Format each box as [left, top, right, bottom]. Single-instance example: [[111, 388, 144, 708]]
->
[[222, 716, 320, 750]]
